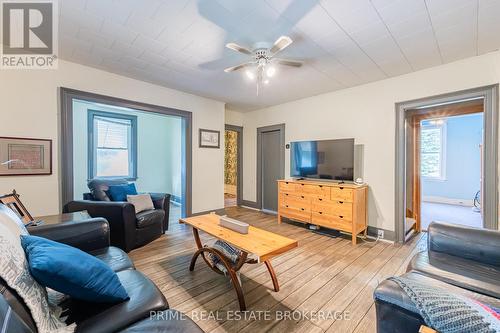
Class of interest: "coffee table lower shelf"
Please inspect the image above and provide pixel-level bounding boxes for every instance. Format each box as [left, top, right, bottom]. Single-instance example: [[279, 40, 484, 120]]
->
[[189, 228, 279, 311]]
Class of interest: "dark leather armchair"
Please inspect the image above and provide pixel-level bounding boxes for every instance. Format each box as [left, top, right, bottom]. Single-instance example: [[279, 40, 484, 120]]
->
[[0, 218, 202, 333], [374, 222, 500, 332], [63, 179, 171, 252]]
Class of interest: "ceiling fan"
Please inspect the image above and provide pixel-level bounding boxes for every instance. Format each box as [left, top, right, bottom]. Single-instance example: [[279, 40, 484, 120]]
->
[[224, 36, 303, 94]]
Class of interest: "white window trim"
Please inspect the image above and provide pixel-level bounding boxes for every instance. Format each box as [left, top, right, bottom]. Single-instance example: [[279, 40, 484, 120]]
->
[[421, 120, 447, 181]]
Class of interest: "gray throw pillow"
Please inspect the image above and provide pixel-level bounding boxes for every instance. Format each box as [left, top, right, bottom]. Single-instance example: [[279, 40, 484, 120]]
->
[[127, 194, 155, 213]]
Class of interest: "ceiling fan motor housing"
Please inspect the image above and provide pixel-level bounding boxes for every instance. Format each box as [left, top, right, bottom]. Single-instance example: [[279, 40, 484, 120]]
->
[[254, 48, 270, 61]]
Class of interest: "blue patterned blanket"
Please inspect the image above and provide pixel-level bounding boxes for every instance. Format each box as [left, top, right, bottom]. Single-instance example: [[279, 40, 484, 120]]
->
[[389, 276, 500, 333]]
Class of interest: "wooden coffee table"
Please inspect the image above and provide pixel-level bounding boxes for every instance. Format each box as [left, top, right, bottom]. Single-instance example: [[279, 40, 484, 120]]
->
[[180, 213, 298, 310]]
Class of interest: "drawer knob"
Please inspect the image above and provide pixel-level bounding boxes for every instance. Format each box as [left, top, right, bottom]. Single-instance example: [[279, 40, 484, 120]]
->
[[286, 205, 289, 208], [301, 183, 304, 186], [285, 193, 289, 196], [338, 201, 344, 204], [319, 185, 323, 188], [319, 198, 323, 201], [339, 215, 344, 219], [285, 182, 289, 184], [301, 208, 305, 211], [301, 195, 304, 198], [319, 211, 323, 215], [340, 187, 344, 190]]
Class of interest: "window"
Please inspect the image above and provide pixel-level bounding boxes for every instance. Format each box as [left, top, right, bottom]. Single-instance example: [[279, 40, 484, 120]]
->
[[88, 110, 137, 179], [420, 119, 446, 180]]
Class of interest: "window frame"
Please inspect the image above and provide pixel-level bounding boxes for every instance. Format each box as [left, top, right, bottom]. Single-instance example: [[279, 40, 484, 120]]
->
[[87, 110, 138, 181], [420, 120, 447, 181]]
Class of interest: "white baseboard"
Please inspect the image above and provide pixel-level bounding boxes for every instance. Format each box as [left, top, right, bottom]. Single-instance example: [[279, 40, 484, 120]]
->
[[422, 196, 474, 207]]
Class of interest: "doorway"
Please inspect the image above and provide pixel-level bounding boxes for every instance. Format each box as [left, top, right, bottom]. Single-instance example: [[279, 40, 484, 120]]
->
[[60, 88, 192, 218], [406, 100, 484, 233], [224, 125, 242, 208], [395, 85, 498, 243], [257, 124, 285, 213]]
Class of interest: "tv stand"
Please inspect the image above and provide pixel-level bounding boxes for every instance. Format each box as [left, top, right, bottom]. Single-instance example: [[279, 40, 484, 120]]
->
[[277, 179, 368, 245]]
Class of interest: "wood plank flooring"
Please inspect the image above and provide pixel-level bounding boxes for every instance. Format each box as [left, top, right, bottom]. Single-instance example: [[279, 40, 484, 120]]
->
[[129, 207, 427, 333]]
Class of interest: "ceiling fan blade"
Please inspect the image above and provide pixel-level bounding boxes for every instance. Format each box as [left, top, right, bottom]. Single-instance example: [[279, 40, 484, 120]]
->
[[273, 58, 303, 67], [224, 62, 253, 72], [226, 42, 253, 55], [270, 36, 293, 55]]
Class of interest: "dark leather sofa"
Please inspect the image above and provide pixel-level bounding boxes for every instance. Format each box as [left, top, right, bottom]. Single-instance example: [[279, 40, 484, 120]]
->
[[64, 179, 171, 252], [0, 217, 203, 333], [374, 222, 500, 332]]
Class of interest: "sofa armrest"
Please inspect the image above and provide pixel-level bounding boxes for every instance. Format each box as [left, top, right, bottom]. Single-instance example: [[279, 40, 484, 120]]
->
[[149, 193, 171, 232], [428, 222, 500, 267], [28, 218, 110, 252], [64, 200, 137, 252], [374, 279, 424, 333], [149, 193, 170, 209]]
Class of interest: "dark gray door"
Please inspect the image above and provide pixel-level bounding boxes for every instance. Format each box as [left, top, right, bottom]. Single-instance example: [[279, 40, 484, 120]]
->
[[261, 130, 281, 212]]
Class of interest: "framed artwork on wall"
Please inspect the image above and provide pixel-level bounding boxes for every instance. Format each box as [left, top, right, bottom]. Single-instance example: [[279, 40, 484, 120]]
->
[[0, 190, 34, 225], [0, 137, 52, 176], [199, 129, 220, 148]]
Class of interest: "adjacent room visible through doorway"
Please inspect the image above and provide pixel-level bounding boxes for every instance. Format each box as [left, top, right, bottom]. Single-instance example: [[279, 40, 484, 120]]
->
[[72, 99, 185, 222], [405, 98, 485, 235], [224, 125, 242, 208], [420, 113, 483, 230]]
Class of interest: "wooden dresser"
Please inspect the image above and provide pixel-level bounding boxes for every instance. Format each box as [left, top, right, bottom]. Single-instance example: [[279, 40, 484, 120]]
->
[[277, 179, 368, 244]]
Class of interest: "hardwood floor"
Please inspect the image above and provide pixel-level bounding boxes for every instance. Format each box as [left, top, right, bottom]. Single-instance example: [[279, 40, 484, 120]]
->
[[224, 193, 237, 207], [129, 207, 427, 333]]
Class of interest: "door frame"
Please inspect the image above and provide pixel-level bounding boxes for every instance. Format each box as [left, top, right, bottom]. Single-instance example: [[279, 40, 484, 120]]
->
[[395, 85, 499, 243], [59, 87, 193, 217], [225, 124, 243, 206], [256, 124, 285, 211]]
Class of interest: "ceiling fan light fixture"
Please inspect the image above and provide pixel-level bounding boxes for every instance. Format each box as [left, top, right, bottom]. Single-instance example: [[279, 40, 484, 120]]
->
[[245, 69, 255, 81], [266, 66, 276, 77]]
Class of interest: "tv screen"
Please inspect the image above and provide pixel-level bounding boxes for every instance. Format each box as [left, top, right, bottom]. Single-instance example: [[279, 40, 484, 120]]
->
[[290, 138, 354, 181]]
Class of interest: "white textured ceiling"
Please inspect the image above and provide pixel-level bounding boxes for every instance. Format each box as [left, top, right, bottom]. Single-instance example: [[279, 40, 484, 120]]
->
[[59, 0, 500, 111]]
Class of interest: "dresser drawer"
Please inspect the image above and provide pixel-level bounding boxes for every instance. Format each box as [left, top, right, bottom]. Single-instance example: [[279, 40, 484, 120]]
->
[[311, 213, 353, 232], [295, 183, 330, 198], [311, 199, 352, 220], [283, 193, 311, 209], [331, 187, 353, 202], [280, 207, 311, 222], [279, 181, 298, 193]]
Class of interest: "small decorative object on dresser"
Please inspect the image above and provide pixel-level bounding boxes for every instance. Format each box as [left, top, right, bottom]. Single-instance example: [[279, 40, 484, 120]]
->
[[277, 179, 368, 245], [0, 190, 34, 225], [199, 129, 220, 148], [0, 137, 52, 176]]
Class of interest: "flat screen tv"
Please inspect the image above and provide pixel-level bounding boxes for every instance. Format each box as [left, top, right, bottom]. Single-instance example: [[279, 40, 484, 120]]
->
[[290, 138, 354, 181]]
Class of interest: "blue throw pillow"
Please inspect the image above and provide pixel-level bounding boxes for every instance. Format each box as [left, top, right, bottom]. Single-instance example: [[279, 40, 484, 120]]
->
[[107, 183, 137, 201], [21, 235, 129, 303]]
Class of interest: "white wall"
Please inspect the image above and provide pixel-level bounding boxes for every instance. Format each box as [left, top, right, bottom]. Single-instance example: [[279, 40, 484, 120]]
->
[[225, 109, 244, 127], [72, 100, 183, 201], [0, 59, 225, 216], [227, 51, 500, 232]]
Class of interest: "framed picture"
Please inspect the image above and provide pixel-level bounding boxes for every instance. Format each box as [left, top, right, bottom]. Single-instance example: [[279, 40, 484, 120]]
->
[[199, 129, 220, 148], [0, 137, 52, 176], [0, 190, 34, 225]]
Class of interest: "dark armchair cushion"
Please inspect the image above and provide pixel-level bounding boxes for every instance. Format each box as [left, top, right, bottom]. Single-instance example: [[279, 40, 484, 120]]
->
[[136, 210, 165, 229], [88, 179, 128, 201]]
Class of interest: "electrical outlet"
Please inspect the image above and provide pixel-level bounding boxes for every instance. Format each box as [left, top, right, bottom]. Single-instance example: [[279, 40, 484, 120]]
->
[[377, 230, 384, 239]]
